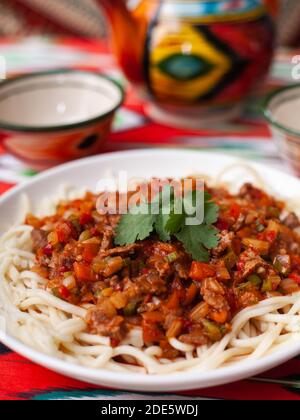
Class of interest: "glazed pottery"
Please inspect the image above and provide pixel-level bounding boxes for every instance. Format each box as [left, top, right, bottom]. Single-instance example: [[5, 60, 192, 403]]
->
[[0, 70, 124, 169], [99, 0, 275, 127], [264, 84, 300, 177]]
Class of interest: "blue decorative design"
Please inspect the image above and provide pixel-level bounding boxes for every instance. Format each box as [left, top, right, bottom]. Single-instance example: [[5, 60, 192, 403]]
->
[[160, 0, 264, 19], [158, 54, 214, 81]]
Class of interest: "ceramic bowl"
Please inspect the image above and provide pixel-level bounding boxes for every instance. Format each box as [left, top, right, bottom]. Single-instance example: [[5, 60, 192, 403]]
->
[[263, 84, 300, 176], [0, 70, 124, 169]]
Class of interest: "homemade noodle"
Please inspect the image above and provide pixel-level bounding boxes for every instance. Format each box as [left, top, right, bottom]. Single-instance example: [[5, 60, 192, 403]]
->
[[1, 170, 300, 375]]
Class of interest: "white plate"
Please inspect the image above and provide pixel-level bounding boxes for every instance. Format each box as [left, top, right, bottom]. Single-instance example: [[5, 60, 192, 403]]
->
[[1, 149, 300, 392]]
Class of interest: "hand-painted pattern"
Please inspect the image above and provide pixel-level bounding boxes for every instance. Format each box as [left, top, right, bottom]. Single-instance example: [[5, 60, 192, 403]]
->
[[147, 15, 274, 105]]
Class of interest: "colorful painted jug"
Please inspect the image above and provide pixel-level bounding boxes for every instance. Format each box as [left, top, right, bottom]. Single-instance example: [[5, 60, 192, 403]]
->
[[98, 0, 275, 127]]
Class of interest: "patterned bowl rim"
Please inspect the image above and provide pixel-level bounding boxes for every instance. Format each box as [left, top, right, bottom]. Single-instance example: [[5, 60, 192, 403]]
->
[[0, 69, 125, 133], [262, 83, 300, 138]]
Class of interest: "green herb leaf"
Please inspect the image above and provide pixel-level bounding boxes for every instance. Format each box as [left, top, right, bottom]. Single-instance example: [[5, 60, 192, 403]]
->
[[155, 213, 171, 241], [115, 206, 156, 245], [114, 185, 220, 262], [165, 213, 185, 234], [204, 193, 219, 225], [176, 224, 219, 262], [197, 225, 219, 250]]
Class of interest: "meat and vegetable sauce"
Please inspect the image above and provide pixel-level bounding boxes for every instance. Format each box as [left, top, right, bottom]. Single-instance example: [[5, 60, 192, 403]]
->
[[26, 183, 300, 359]]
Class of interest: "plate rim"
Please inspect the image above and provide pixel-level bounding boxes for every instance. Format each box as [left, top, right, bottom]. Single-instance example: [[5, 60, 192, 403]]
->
[[0, 69, 125, 133], [1, 148, 300, 392]]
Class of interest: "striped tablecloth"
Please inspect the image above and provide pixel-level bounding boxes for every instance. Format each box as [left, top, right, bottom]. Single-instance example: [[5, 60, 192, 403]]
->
[[0, 37, 300, 401]]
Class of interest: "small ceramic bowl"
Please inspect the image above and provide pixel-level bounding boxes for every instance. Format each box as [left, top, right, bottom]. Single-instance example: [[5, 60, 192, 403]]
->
[[0, 70, 124, 169], [263, 84, 300, 176]]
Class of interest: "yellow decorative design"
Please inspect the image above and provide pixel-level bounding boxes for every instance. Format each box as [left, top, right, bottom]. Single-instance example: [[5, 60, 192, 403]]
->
[[150, 25, 232, 102]]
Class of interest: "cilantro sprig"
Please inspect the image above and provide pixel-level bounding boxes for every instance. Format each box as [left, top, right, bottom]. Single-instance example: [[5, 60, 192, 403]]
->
[[115, 186, 220, 262]]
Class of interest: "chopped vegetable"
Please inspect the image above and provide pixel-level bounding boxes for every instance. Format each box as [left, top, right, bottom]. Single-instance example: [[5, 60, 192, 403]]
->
[[267, 206, 280, 218], [82, 240, 100, 263], [69, 217, 81, 235], [79, 213, 93, 226], [62, 275, 76, 290], [51, 287, 60, 298], [102, 257, 124, 277], [242, 238, 270, 255], [237, 227, 252, 239], [48, 231, 59, 247], [26, 214, 42, 229], [142, 320, 164, 344], [63, 271, 73, 278], [273, 254, 291, 276], [97, 300, 117, 319], [266, 220, 280, 234], [229, 203, 241, 219], [31, 265, 49, 278], [248, 274, 262, 286], [224, 250, 237, 270], [92, 257, 107, 274], [255, 221, 265, 233], [42, 244, 53, 256], [166, 319, 183, 339], [189, 302, 209, 322], [238, 274, 262, 290], [215, 219, 229, 231], [262, 278, 272, 293], [289, 272, 300, 284], [110, 292, 128, 309], [202, 320, 222, 342], [280, 278, 300, 294], [59, 286, 70, 299], [210, 309, 228, 324], [215, 261, 231, 281], [165, 252, 180, 263], [184, 283, 198, 305], [267, 273, 281, 290], [142, 311, 164, 323], [265, 230, 277, 244], [101, 288, 113, 297], [74, 262, 95, 282], [56, 222, 72, 243], [189, 261, 216, 281], [165, 291, 179, 310], [123, 302, 137, 317], [79, 230, 91, 242]]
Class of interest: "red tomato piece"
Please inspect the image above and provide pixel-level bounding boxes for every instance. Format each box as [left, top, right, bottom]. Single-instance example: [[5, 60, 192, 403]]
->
[[215, 219, 229, 231], [289, 272, 300, 284], [74, 262, 95, 282], [189, 261, 216, 281], [229, 203, 241, 219], [59, 286, 70, 299], [56, 223, 72, 243], [142, 320, 164, 344], [79, 213, 93, 226], [42, 244, 53, 256], [82, 243, 100, 263]]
